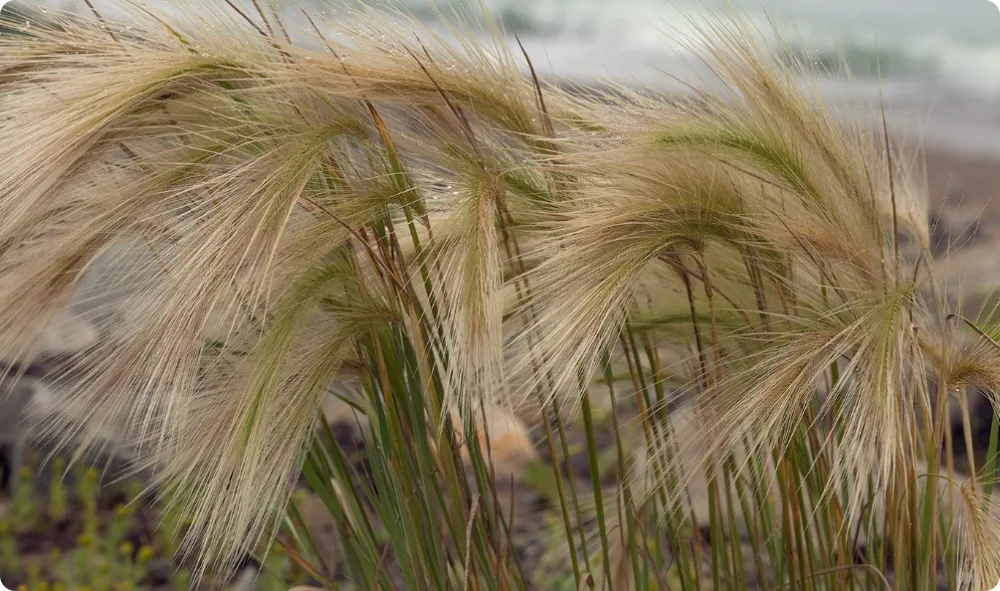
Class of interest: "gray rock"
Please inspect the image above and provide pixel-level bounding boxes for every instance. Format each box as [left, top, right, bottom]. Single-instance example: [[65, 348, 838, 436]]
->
[[0, 375, 48, 490]]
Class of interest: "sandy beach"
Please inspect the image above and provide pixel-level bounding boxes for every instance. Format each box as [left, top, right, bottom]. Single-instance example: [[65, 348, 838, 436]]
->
[[922, 143, 1000, 311]]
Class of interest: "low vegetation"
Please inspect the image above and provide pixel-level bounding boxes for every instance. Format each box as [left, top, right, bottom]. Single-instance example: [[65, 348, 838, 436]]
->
[[0, 451, 304, 590]]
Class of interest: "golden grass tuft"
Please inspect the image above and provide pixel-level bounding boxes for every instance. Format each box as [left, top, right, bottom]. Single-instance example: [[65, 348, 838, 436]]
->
[[0, 1, 998, 588]]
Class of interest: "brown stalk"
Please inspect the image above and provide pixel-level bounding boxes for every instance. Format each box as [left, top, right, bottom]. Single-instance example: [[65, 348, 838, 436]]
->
[[248, 0, 277, 39], [670, 254, 709, 394], [403, 46, 485, 166], [222, 0, 268, 38], [875, 60, 899, 281], [462, 495, 482, 591], [273, 538, 333, 586], [83, 0, 117, 42], [268, 3, 292, 44], [514, 35, 555, 140], [693, 252, 723, 382], [300, 195, 405, 293]]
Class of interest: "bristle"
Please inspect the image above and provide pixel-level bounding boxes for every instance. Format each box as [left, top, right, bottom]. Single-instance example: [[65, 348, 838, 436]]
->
[[0, 0, 980, 584]]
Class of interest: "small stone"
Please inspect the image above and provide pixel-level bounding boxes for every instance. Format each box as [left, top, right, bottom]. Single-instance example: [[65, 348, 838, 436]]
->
[[146, 557, 173, 585]]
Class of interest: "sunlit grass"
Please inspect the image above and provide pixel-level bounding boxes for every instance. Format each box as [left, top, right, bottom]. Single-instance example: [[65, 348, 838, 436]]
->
[[0, 1, 997, 589]]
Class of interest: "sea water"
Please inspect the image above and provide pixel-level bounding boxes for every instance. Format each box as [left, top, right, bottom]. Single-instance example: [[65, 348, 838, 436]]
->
[[24, 0, 1000, 153], [406, 0, 1000, 155]]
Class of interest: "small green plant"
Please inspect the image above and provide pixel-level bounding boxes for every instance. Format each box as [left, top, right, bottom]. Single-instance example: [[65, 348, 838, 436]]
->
[[0, 455, 176, 590], [0, 453, 298, 589]]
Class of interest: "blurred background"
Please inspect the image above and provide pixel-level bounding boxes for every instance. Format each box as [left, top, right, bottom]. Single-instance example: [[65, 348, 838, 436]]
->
[[42, 0, 1000, 153]]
